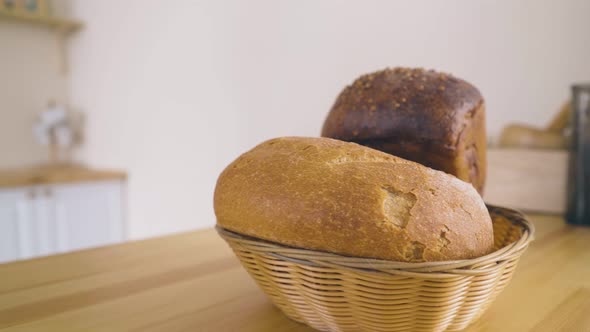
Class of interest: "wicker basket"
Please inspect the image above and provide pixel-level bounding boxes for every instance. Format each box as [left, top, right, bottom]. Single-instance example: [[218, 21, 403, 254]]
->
[[217, 205, 534, 332]]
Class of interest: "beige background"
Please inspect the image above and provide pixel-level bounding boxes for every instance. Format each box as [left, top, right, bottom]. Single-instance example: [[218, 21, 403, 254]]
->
[[2, 0, 590, 239], [0, 0, 70, 168]]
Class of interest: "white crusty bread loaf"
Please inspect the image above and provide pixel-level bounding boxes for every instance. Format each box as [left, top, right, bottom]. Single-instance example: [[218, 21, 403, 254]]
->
[[214, 137, 493, 262]]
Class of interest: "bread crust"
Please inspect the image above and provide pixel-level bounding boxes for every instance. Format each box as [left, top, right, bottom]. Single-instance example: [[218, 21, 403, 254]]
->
[[321, 67, 487, 194], [214, 137, 493, 262]]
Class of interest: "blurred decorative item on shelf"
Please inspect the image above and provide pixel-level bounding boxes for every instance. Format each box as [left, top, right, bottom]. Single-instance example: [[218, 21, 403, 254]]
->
[[24, 0, 37, 12], [1, 0, 49, 15], [2, 0, 15, 10], [32, 100, 84, 165], [0, 0, 80, 33], [566, 84, 590, 225], [0, 0, 82, 74], [23, 0, 49, 15], [498, 101, 572, 150]]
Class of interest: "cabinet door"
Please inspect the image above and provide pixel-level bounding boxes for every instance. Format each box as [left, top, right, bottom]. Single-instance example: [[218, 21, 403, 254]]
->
[[53, 181, 125, 252], [0, 189, 33, 263], [34, 189, 58, 256]]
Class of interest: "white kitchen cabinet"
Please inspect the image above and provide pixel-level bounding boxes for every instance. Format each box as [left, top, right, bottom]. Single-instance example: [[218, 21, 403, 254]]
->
[[0, 180, 125, 263], [0, 189, 29, 263], [53, 181, 124, 252]]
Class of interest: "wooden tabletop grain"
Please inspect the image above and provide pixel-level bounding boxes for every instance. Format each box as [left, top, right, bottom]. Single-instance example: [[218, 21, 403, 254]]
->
[[0, 215, 589, 332]]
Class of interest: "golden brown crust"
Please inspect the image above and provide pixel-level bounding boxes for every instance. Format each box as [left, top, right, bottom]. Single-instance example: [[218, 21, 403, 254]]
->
[[321, 67, 487, 194], [214, 137, 493, 262]]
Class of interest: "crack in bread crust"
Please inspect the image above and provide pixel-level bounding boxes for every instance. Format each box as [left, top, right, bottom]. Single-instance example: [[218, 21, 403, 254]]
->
[[381, 187, 416, 228]]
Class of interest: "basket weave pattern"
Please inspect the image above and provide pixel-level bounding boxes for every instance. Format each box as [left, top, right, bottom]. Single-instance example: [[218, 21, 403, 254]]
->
[[217, 206, 534, 332]]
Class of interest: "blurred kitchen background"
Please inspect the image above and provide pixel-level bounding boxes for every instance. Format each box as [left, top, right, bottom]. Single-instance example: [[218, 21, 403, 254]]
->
[[1, 0, 589, 263]]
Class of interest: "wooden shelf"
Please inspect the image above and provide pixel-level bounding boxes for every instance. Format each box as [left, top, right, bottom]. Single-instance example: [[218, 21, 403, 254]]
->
[[0, 8, 84, 74], [0, 8, 82, 34], [0, 164, 127, 188]]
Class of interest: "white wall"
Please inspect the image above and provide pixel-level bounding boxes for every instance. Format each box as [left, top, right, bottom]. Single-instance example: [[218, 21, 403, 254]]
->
[[69, 0, 590, 239], [69, 1, 243, 239], [0, 0, 70, 168]]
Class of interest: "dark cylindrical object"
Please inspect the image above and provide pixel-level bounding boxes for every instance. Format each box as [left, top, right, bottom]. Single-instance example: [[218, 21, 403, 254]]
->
[[566, 84, 590, 225]]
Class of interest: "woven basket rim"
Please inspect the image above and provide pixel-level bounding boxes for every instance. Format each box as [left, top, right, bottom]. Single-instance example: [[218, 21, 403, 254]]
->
[[217, 204, 534, 277]]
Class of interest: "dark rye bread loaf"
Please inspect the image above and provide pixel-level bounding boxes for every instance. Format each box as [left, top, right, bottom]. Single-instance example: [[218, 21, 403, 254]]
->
[[322, 67, 487, 194], [214, 137, 494, 262]]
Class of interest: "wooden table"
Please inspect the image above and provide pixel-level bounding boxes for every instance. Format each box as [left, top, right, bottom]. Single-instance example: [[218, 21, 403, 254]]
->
[[0, 215, 589, 332]]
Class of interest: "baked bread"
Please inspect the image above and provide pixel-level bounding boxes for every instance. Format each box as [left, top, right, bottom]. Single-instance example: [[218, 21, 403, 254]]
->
[[321, 67, 487, 194], [214, 137, 493, 262]]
